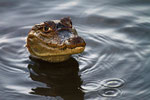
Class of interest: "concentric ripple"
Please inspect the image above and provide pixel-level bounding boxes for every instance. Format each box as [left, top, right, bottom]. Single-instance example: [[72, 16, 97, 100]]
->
[[100, 78, 125, 88], [81, 80, 101, 92], [1, 0, 150, 100], [98, 88, 121, 97]]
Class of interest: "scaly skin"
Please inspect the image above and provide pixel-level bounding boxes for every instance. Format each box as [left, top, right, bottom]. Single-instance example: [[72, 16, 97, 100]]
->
[[26, 17, 86, 62]]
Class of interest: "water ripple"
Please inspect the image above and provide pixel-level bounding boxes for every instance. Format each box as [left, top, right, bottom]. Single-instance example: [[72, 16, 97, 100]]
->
[[100, 78, 124, 88], [99, 88, 121, 97], [0, 0, 150, 100]]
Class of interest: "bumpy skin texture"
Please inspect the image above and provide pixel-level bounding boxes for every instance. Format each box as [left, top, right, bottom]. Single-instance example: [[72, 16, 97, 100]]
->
[[26, 17, 86, 62]]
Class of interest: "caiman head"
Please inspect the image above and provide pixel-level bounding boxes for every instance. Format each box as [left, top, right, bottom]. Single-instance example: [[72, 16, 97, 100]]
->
[[26, 17, 86, 62]]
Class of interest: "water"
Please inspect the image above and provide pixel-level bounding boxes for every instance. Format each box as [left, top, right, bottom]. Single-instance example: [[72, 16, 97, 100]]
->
[[0, 0, 150, 100]]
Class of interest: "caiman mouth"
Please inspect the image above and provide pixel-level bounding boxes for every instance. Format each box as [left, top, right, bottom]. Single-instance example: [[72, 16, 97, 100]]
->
[[27, 33, 86, 57]]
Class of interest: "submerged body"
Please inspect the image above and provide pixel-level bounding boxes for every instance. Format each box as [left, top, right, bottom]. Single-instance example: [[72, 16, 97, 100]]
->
[[26, 17, 86, 62]]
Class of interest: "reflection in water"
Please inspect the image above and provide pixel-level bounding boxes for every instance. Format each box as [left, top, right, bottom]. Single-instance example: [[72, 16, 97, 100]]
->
[[1, 0, 150, 99], [28, 57, 84, 100]]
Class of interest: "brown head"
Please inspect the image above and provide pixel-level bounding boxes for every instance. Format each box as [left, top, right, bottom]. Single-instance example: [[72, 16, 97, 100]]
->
[[26, 17, 86, 62]]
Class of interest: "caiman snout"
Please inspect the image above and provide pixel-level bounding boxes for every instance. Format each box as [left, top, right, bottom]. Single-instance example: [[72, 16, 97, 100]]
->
[[65, 36, 86, 48]]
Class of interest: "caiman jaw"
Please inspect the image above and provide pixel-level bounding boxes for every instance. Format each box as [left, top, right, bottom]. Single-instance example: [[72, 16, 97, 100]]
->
[[27, 35, 85, 62], [27, 34, 85, 55]]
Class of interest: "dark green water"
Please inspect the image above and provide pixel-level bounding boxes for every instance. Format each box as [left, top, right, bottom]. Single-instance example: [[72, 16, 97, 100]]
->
[[0, 0, 150, 100]]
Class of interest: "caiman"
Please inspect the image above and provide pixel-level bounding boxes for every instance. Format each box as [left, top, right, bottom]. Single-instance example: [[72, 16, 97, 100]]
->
[[26, 17, 86, 62]]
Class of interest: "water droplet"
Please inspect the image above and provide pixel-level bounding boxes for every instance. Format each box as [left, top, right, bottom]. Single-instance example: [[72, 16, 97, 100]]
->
[[100, 78, 124, 88], [99, 88, 121, 97]]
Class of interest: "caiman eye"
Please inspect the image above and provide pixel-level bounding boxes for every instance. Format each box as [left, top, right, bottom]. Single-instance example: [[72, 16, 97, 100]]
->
[[43, 26, 52, 32], [44, 21, 56, 31], [60, 17, 72, 28]]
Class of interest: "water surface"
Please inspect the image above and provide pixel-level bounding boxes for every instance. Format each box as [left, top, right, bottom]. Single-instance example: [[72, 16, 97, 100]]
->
[[0, 0, 150, 100]]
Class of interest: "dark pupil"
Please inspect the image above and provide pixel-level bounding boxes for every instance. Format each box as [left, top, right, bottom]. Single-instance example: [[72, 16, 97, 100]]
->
[[44, 26, 49, 31]]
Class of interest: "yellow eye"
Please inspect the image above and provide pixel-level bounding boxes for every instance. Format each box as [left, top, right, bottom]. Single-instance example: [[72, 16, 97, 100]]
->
[[43, 26, 52, 32]]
